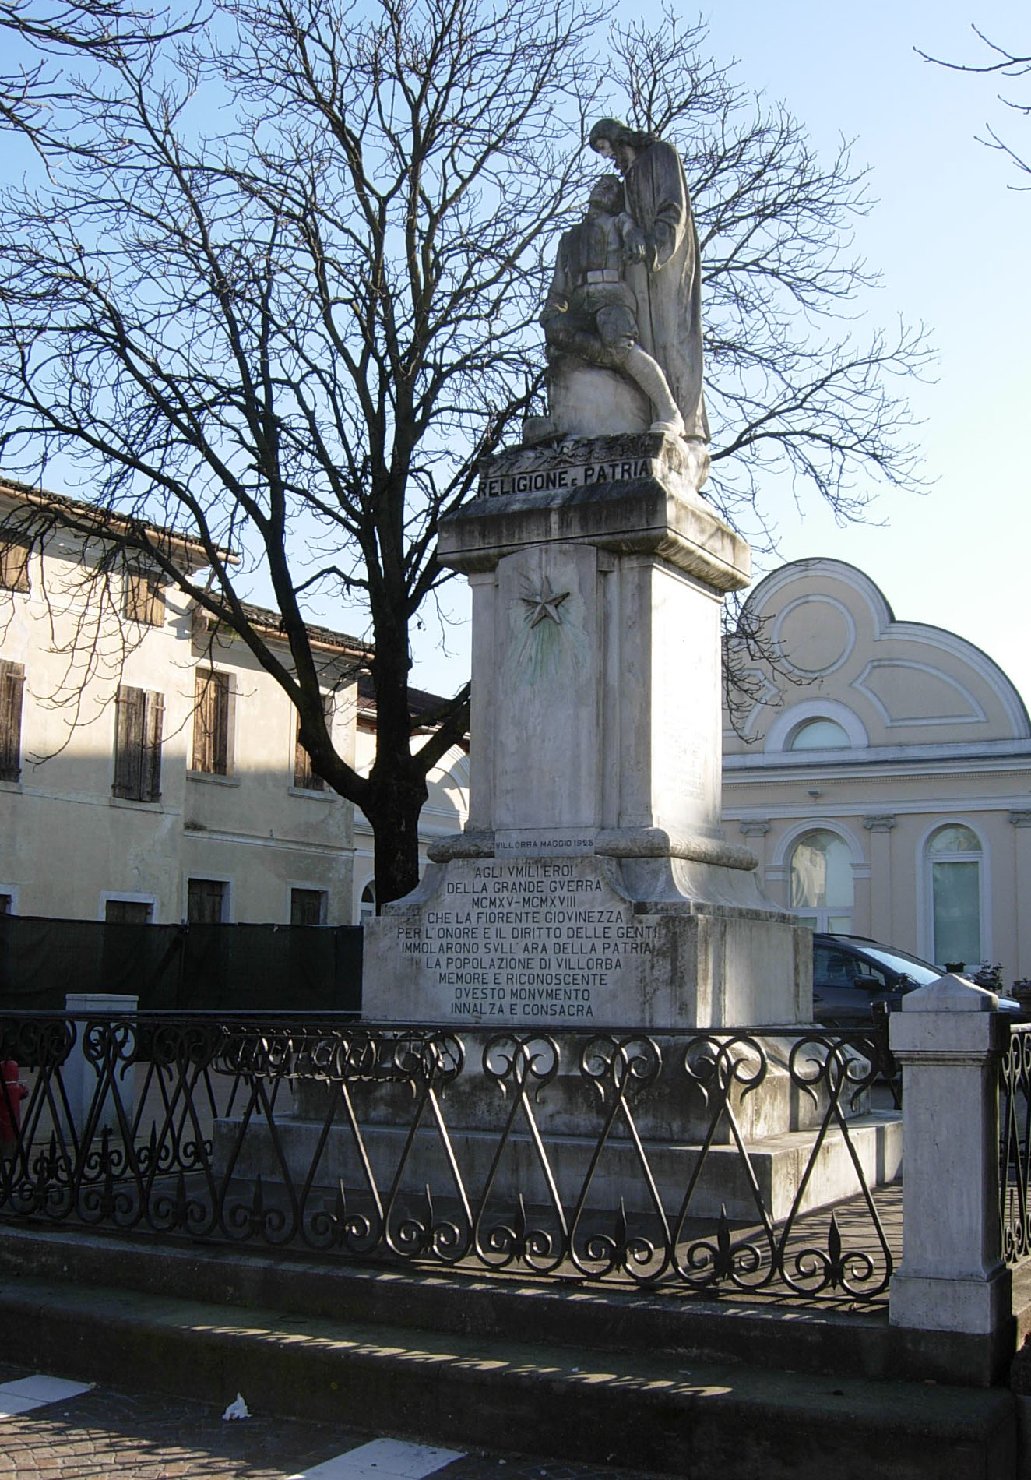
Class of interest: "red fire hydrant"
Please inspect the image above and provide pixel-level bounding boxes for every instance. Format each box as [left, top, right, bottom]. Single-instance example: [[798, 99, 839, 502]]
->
[[0, 1059, 27, 1153]]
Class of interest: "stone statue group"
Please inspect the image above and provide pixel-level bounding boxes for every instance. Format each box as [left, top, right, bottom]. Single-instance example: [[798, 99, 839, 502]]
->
[[536, 119, 708, 457]]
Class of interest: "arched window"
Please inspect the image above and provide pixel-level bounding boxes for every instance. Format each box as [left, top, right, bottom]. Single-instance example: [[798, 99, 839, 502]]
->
[[926, 825, 982, 970], [789, 829, 854, 932], [359, 881, 376, 924], [787, 718, 851, 751]]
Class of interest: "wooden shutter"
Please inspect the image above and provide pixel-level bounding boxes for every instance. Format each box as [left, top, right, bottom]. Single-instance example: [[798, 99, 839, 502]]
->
[[113, 685, 144, 798], [294, 695, 328, 790], [0, 543, 29, 593], [113, 686, 162, 800], [0, 661, 25, 782], [211, 672, 229, 773], [290, 888, 326, 926], [193, 670, 229, 774], [125, 571, 165, 626], [192, 672, 211, 771], [143, 691, 164, 801], [105, 899, 153, 923], [187, 878, 226, 923]]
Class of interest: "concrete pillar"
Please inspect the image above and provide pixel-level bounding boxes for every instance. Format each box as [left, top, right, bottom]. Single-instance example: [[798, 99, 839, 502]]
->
[[889, 973, 1010, 1344], [64, 992, 139, 1137]]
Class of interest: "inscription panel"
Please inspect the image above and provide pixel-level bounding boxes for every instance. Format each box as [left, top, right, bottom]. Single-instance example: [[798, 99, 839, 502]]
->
[[495, 829, 596, 856], [394, 858, 661, 1021], [483, 458, 653, 498]]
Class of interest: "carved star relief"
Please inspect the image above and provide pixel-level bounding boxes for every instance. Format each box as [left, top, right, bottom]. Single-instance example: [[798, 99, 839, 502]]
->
[[520, 576, 569, 628]]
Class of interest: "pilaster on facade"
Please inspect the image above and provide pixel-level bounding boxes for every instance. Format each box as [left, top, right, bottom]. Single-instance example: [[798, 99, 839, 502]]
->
[[736, 816, 771, 875], [863, 814, 896, 946], [1011, 812, 1031, 990]]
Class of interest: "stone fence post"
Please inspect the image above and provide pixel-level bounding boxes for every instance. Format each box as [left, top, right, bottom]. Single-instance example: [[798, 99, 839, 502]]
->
[[889, 972, 1012, 1378], [64, 992, 139, 1137]]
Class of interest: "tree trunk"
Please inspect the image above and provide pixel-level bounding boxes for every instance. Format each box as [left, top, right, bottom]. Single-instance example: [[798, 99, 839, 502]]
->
[[363, 764, 429, 908]]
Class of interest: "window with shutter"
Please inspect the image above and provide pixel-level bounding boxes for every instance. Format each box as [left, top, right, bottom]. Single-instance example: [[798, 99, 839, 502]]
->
[[105, 899, 153, 923], [290, 887, 327, 926], [0, 542, 30, 593], [191, 670, 231, 774], [187, 878, 227, 923], [293, 695, 330, 790], [113, 684, 163, 801], [124, 569, 164, 626], [0, 661, 25, 782]]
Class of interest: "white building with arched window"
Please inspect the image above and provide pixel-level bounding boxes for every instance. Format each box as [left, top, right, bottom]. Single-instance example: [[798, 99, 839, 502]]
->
[[723, 559, 1031, 981]]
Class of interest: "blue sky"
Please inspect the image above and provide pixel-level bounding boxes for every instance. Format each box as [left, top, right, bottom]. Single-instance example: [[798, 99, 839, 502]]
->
[[412, 0, 1031, 712]]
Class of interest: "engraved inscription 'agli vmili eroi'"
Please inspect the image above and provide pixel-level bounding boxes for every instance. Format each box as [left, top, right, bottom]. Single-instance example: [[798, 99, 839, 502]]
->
[[394, 859, 659, 1019]]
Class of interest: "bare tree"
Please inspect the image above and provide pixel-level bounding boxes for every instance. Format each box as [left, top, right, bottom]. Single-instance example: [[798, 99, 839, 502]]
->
[[0, 0, 928, 902], [917, 28, 1031, 183], [0, 0, 200, 139], [0, 0, 604, 904]]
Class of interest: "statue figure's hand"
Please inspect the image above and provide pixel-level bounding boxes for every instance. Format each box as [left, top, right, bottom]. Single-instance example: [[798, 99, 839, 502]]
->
[[540, 298, 568, 334], [622, 223, 648, 263]]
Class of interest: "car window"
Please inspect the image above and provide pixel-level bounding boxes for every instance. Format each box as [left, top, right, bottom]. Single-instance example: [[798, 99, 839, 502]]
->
[[850, 960, 888, 988], [815, 946, 857, 987], [814, 944, 888, 991], [850, 943, 939, 986]]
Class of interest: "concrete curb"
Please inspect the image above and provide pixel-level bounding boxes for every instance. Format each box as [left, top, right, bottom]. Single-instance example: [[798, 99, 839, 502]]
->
[[0, 1250, 1018, 1478], [0, 1224, 1009, 1387]]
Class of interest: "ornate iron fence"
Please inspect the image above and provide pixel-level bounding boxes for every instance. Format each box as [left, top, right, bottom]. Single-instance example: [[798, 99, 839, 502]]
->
[[0, 1013, 900, 1302], [1001, 1022, 1031, 1264]]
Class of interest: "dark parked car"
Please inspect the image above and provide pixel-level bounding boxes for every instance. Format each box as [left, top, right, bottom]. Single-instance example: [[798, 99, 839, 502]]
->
[[812, 933, 1019, 1026]]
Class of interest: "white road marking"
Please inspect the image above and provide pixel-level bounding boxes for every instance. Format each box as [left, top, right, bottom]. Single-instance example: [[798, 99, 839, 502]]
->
[[0, 1377, 463, 1480], [288, 1437, 465, 1479], [0, 1374, 93, 1417]]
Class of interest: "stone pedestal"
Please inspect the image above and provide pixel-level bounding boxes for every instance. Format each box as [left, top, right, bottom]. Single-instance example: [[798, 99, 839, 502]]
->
[[545, 361, 650, 439], [889, 974, 1011, 1343], [364, 432, 811, 1029]]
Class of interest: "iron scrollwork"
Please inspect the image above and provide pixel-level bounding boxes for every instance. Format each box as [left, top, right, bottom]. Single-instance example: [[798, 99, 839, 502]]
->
[[0, 1011, 898, 1304], [1001, 1025, 1031, 1264]]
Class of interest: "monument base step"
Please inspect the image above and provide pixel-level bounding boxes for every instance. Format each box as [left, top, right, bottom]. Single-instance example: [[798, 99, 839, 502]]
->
[[216, 1110, 902, 1223], [0, 1227, 1017, 1480]]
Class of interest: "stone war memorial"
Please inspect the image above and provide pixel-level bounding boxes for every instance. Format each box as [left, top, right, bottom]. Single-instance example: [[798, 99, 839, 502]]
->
[[365, 118, 811, 1031], [359, 117, 900, 1222]]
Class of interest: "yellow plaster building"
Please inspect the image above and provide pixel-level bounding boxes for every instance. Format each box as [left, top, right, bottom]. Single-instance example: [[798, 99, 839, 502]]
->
[[0, 480, 365, 927], [723, 559, 1031, 980]]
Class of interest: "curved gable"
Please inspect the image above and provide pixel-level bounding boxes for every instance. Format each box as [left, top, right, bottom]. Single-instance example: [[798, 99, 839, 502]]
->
[[725, 558, 1030, 752]]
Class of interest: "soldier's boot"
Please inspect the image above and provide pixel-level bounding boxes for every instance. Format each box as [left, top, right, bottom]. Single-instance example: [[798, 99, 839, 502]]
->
[[623, 345, 685, 436]]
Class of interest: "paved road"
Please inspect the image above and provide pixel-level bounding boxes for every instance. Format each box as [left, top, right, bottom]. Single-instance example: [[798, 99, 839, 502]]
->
[[0, 1360, 660, 1479]]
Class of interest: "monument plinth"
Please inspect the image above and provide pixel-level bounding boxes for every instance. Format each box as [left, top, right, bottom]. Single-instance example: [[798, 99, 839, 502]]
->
[[363, 432, 811, 1028]]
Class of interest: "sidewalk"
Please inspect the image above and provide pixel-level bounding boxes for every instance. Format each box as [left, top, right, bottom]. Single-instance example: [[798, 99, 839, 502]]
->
[[0, 1234, 1017, 1480], [0, 1360, 657, 1479]]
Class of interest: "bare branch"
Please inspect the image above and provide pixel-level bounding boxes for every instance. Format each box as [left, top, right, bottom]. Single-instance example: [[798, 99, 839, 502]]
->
[[0, 1, 927, 900], [918, 27, 1031, 182]]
